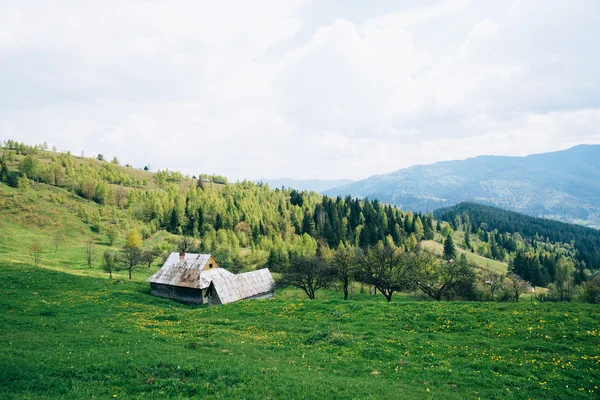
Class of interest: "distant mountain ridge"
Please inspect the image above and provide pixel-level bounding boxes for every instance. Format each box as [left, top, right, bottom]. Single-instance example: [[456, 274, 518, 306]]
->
[[324, 145, 600, 228], [257, 178, 354, 193]]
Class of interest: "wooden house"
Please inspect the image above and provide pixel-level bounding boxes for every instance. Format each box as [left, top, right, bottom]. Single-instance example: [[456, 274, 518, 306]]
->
[[147, 252, 274, 305]]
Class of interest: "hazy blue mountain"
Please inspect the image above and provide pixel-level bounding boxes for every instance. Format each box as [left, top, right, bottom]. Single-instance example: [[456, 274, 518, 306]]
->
[[324, 145, 600, 228], [257, 178, 354, 193]]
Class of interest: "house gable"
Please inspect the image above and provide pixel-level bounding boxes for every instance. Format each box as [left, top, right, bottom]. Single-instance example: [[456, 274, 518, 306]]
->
[[202, 256, 220, 271]]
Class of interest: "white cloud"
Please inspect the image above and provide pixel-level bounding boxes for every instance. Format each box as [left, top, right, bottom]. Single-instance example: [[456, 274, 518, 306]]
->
[[1, 0, 599, 180]]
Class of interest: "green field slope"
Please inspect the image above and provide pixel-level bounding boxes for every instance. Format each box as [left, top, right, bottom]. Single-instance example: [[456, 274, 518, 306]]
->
[[0, 183, 166, 280], [1, 263, 599, 399]]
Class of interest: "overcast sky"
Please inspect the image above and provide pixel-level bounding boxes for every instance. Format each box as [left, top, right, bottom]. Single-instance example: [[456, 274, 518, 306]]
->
[[1, 0, 599, 181]]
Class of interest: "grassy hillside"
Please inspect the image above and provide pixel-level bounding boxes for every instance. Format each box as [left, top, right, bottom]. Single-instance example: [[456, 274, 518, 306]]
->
[[1, 262, 599, 399], [420, 240, 508, 275], [0, 183, 169, 280]]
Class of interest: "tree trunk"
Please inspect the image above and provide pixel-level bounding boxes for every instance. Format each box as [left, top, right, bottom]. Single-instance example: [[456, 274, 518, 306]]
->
[[129, 266, 132, 280], [343, 283, 349, 300]]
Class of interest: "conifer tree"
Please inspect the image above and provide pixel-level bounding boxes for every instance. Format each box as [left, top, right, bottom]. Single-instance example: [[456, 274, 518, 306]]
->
[[464, 231, 471, 250], [168, 208, 180, 233], [443, 234, 457, 260]]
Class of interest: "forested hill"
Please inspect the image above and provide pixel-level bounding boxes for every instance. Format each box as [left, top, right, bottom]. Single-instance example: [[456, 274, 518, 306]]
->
[[0, 141, 433, 271], [434, 202, 600, 271], [256, 178, 354, 193], [324, 145, 600, 228]]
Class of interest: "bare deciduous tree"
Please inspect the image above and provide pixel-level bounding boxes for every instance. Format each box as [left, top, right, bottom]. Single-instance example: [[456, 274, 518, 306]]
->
[[355, 243, 414, 302], [178, 236, 193, 253], [278, 255, 335, 299], [103, 250, 117, 279], [411, 252, 476, 301], [505, 273, 529, 302], [484, 271, 503, 301], [86, 236, 96, 268], [141, 250, 157, 269], [30, 241, 42, 266], [114, 186, 128, 208], [52, 226, 65, 253]]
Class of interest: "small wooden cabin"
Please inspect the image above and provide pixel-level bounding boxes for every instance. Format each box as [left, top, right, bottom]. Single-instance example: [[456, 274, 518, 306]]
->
[[147, 252, 274, 305]]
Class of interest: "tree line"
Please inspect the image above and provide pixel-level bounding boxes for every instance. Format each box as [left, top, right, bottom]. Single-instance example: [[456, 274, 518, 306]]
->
[[435, 202, 600, 302], [276, 239, 539, 303], [435, 202, 600, 270]]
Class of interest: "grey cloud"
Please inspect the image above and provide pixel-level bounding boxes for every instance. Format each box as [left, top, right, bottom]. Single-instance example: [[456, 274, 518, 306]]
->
[[1, 0, 599, 181]]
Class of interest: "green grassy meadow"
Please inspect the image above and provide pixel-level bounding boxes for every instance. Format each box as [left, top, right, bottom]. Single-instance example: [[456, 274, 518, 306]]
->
[[1, 262, 599, 399]]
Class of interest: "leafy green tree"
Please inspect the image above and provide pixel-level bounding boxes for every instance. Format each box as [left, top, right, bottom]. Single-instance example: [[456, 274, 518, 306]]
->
[[580, 276, 600, 304], [554, 258, 575, 301], [18, 174, 30, 191], [414, 217, 424, 241], [106, 226, 119, 246], [443, 235, 456, 260], [80, 178, 97, 199], [332, 243, 356, 300], [18, 155, 41, 181], [120, 230, 143, 280], [440, 223, 453, 238], [50, 162, 66, 186]]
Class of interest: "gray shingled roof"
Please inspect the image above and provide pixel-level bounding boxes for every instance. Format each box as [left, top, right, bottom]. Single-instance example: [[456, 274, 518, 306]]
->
[[209, 268, 275, 304], [147, 253, 233, 289]]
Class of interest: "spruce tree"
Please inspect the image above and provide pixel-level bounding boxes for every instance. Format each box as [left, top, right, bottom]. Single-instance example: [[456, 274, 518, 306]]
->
[[168, 208, 180, 233], [443, 235, 457, 260], [464, 231, 471, 250], [0, 162, 8, 183]]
